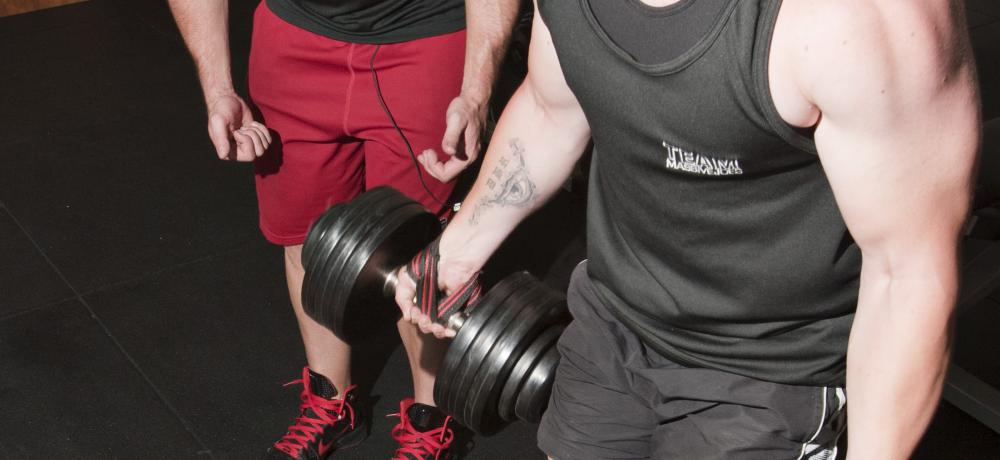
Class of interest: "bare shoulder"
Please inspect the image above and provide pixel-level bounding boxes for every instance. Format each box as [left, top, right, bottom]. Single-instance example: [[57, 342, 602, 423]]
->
[[779, 0, 974, 114], [784, 1, 979, 250], [783, 0, 967, 66]]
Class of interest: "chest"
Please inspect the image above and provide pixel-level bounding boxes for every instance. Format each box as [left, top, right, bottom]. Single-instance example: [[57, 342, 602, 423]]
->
[[544, 0, 818, 176]]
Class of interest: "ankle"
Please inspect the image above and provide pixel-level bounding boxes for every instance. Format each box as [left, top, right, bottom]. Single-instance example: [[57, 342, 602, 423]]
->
[[412, 395, 435, 406]]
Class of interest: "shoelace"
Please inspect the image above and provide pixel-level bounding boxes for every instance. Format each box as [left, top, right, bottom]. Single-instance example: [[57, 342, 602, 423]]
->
[[406, 239, 482, 324], [273, 369, 356, 457], [388, 402, 455, 460]]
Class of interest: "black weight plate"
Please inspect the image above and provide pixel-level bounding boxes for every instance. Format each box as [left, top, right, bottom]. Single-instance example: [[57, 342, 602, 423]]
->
[[302, 203, 349, 316], [302, 187, 393, 319], [302, 202, 364, 328], [452, 280, 545, 431], [466, 280, 569, 434], [464, 281, 568, 433], [434, 279, 513, 417], [303, 188, 402, 330], [302, 193, 368, 267], [434, 272, 532, 415], [445, 273, 528, 417], [303, 187, 394, 274], [301, 201, 344, 269], [322, 188, 416, 314], [447, 274, 539, 419], [515, 338, 562, 423], [314, 190, 416, 336], [302, 200, 371, 330], [339, 203, 439, 342], [326, 196, 428, 320], [303, 187, 413, 334], [498, 324, 564, 422]]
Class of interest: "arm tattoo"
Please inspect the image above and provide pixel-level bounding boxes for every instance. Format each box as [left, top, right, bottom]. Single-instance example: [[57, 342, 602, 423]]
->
[[469, 138, 538, 225]]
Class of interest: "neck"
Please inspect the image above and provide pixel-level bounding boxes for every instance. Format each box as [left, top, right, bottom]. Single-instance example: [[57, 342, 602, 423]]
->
[[640, 0, 684, 6]]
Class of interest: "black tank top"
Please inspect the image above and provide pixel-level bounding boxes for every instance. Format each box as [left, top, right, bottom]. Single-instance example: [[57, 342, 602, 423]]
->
[[538, 0, 860, 386], [589, 0, 732, 64]]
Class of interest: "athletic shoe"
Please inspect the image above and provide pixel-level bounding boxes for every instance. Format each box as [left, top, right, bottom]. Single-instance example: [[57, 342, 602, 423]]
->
[[389, 398, 457, 460], [264, 367, 368, 459]]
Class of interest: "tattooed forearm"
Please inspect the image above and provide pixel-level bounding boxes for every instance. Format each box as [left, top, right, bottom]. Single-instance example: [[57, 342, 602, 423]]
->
[[469, 138, 538, 225]]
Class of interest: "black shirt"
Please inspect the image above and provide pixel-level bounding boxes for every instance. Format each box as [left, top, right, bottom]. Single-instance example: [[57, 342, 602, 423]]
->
[[266, 0, 465, 44], [538, 0, 860, 386]]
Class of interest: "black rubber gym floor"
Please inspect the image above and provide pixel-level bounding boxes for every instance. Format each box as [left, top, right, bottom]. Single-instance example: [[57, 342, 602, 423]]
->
[[0, 1, 998, 458]]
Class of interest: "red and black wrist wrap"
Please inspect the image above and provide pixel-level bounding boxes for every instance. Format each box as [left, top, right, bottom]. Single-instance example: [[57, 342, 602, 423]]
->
[[405, 239, 482, 325]]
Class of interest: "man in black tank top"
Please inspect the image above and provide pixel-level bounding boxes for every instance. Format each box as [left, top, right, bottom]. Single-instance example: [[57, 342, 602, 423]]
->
[[167, 1, 521, 458], [395, 0, 980, 458]]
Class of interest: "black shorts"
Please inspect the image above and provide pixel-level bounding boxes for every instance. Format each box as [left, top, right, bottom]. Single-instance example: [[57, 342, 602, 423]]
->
[[537, 262, 846, 459]]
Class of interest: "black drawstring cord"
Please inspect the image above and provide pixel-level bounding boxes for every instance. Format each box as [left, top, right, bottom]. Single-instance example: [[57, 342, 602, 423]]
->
[[369, 44, 445, 206]]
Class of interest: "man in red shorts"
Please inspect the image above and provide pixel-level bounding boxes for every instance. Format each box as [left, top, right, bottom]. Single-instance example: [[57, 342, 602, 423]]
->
[[167, 1, 520, 458]]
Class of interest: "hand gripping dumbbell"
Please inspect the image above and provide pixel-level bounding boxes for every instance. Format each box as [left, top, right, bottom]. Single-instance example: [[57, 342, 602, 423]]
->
[[300, 186, 570, 433]]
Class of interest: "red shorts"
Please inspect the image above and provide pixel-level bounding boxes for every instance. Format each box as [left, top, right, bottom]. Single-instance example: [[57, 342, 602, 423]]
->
[[247, 3, 464, 246]]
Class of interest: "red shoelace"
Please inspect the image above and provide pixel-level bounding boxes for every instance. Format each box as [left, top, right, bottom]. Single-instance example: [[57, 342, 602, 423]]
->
[[389, 399, 455, 460], [273, 368, 356, 457]]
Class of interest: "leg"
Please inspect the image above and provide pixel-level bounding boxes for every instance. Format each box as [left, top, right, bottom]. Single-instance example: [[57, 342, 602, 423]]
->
[[540, 263, 849, 459], [396, 318, 450, 405], [538, 264, 846, 460], [284, 244, 351, 393], [248, 1, 364, 394], [537, 264, 658, 460], [646, 378, 846, 459], [248, 4, 373, 458], [351, 30, 467, 406]]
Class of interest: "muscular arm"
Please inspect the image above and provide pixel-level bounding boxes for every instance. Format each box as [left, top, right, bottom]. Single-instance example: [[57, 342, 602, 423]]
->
[[398, 9, 591, 330], [167, 0, 234, 103], [459, 0, 521, 107], [438, 9, 590, 279], [788, 1, 979, 456], [168, 0, 268, 160], [418, 0, 524, 182]]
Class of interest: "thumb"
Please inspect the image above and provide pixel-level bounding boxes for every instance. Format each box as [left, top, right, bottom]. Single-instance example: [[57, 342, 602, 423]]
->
[[208, 114, 233, 159], [435, 158, 470, 183], [440, 111, 464, 155], [240, 99, 255, 127], [464, 123, 480, 161], [394, 269, 417, 320]]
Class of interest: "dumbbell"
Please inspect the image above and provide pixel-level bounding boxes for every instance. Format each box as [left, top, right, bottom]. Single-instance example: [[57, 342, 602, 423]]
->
[[300, 186, 570, 432], [301, 186, 441, 342], [498, 323, 563, 426], [434, 272, 568, 434]]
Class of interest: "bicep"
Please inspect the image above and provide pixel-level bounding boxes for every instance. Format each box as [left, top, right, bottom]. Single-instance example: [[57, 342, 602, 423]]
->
[[815, 91, 977, 262], [462, 6, 591, 201], [808, 4, 978, 264], [521, 6, 590, 139]]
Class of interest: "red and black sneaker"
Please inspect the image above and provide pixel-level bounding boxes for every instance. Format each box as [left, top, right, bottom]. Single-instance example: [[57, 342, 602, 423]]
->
[[389, 398, 457, 460], [264, 367, 368, 459]]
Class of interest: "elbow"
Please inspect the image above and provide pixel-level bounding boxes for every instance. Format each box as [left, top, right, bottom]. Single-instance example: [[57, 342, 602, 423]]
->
[[858, 243, 960, 317]]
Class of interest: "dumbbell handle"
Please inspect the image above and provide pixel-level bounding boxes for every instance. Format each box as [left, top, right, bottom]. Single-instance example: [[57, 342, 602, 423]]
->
[[383, 269, 468, 334]]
